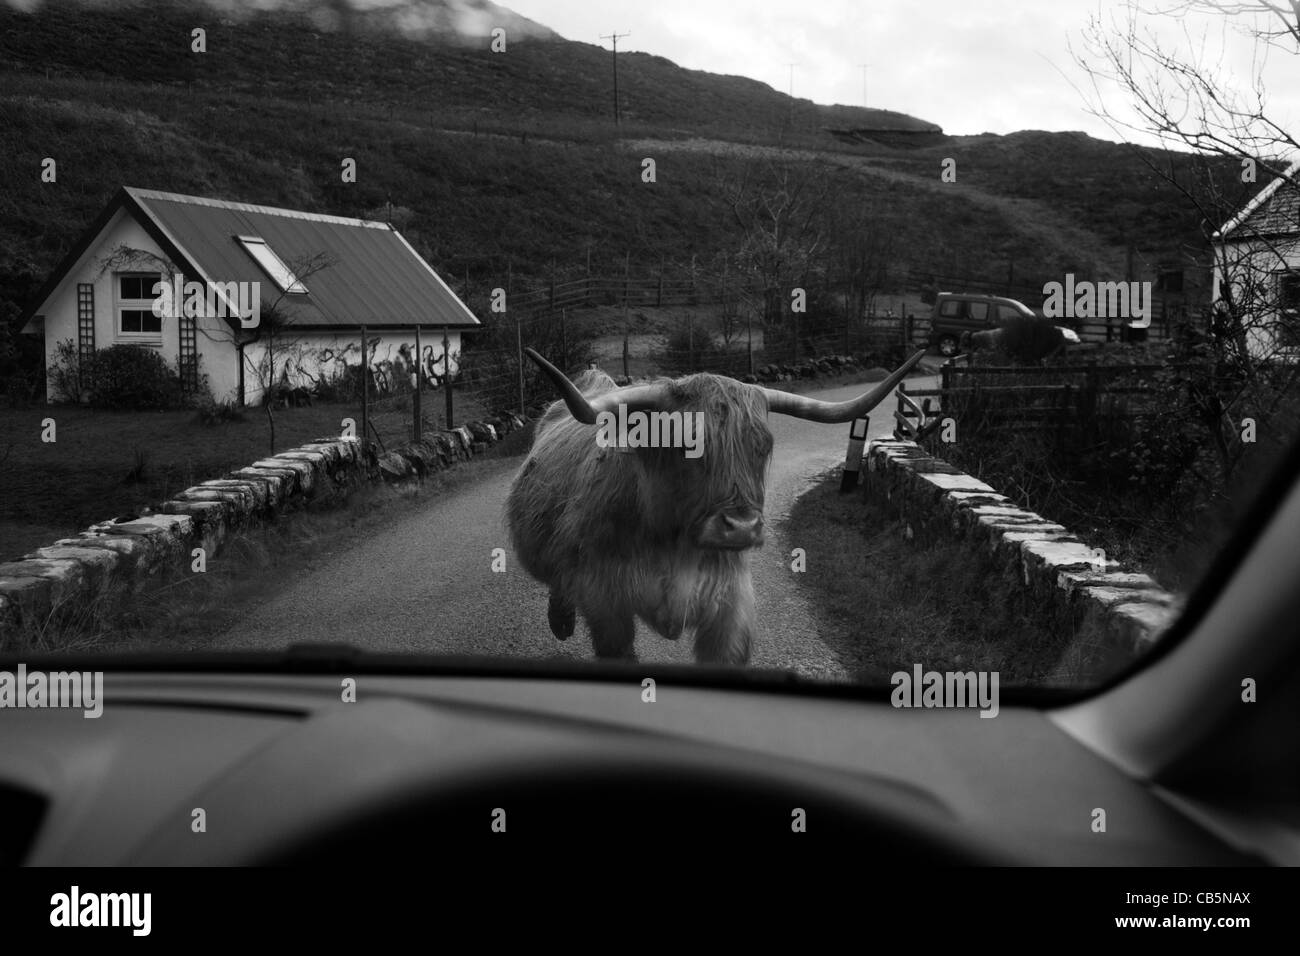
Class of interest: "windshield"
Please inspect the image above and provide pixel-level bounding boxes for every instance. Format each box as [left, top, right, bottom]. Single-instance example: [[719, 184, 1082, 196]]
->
[[2, 0, 1298, 698]]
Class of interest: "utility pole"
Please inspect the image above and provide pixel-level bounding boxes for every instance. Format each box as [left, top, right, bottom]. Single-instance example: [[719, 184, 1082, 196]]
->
[[600, 31, 631, 126], [858, 63, 870, 109], [785, 62, 798, 126]]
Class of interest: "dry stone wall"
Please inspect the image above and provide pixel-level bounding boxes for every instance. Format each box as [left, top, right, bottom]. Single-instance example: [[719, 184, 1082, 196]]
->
[[0, 413, 527, 641], [863, 438, 1181, 655]]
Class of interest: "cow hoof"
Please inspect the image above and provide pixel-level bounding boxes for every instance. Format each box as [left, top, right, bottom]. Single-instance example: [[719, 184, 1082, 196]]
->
[[547, 592, 576, 640]]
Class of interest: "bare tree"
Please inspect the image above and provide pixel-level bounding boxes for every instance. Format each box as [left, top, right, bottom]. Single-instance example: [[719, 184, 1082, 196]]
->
[[827, 200, 894, 328], [713, 154, 831, 333], [1071, 0, 1300, 485], [1073, 2, 1298, 160]]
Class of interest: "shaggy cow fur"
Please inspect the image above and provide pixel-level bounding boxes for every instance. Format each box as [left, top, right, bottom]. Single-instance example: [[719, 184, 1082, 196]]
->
[[506, 368, 774, 664]]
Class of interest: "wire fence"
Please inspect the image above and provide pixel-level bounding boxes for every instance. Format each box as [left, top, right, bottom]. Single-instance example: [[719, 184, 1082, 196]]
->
[[293, 265, 1209, 447]]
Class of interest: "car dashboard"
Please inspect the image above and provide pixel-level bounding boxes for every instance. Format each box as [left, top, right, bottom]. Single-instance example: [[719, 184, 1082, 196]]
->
[[0, 667, 1265, 866]]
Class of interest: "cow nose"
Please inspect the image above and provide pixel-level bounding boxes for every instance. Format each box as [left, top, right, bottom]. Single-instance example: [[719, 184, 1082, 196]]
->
[[699, 507, 764, 550], [722, 508, 763, 534]]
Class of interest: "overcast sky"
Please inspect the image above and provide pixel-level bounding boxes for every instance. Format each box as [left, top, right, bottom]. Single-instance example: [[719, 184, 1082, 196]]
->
[[504, 0, 1300, 149], [9, 0, 1295, 150]]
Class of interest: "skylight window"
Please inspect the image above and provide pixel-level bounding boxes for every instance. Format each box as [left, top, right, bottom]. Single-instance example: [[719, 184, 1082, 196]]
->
[[237, 236, 307, 294]]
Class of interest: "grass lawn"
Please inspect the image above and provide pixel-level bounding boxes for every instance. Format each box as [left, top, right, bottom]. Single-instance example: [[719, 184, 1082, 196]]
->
[[788, 468, 1131, 688], [0, 390, 489, 562]]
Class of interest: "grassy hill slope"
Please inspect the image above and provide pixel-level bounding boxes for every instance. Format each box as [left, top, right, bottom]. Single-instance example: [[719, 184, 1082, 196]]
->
[[0, 0, 1243, 368]]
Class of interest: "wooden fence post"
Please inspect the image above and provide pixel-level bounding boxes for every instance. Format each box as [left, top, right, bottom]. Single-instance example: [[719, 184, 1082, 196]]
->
[[1085, 359, 1099, 418], [792, 307, 800, 365], [897, 380, 909, 439], [443, 326, 453, 428], [560, 308, 568, 369], [844, 288, 851, 355], [360, 324, 368, 453], [516, 313, 525, 416], [413, 325, 422, 442], [1059, 383, 1073, 450], [747, 310, 754, 377]]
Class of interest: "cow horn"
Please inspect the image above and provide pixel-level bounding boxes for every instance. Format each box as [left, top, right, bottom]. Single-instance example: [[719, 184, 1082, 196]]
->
[[524, 348, 671, 424], [761, 348, 928, 423]]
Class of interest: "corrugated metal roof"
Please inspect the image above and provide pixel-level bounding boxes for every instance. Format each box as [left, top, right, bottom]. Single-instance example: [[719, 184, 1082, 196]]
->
[[124, 187, 480, 329]]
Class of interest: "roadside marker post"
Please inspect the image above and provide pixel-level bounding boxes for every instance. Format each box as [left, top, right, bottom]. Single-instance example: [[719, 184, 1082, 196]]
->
[[840, 416, 870, 493]]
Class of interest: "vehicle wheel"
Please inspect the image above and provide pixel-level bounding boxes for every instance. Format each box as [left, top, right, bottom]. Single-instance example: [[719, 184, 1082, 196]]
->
[[937, 335, 958, 357]]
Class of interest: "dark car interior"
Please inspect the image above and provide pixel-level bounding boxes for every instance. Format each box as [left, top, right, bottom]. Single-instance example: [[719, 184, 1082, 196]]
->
[[5, 435, 1298, 864]]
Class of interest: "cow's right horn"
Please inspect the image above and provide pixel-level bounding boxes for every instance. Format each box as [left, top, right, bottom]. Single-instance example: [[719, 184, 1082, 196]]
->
[[524, 348, 671, 424], [762, 348, 928, 423]]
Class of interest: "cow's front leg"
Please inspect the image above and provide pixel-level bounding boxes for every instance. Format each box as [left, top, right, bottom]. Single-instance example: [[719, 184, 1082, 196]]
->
[[692, 574, 755, 665], [547, 589, 576, 640], [583, 600, 637, 661]]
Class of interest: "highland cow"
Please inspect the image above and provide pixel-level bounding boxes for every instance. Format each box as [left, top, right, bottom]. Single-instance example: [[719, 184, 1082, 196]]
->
[[506, 347, 927, 664]]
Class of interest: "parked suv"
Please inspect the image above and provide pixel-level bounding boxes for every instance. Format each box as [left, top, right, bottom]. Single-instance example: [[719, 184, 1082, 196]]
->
[[927, 292, 1045, 357]]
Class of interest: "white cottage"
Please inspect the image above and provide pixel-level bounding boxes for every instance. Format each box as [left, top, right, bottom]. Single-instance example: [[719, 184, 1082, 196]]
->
[[20, 187, 480, 405], [1211, 159, 1300, 361]]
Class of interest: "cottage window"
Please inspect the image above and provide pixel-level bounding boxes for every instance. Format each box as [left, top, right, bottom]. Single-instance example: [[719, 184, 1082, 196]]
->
[[1278, 272, 1300, 314], [1277, 271, 1300, 347], [116, 272, 163, 338]]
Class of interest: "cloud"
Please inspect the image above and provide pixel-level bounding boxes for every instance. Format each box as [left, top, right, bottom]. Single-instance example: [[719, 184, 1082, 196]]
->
[[504, 0, 1300, 147], [7, 0, 1295, 146]]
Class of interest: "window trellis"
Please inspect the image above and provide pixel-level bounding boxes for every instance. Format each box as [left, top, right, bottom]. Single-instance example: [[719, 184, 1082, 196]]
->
[[178, 312, 198, 394], [77, 283, 95, 390]]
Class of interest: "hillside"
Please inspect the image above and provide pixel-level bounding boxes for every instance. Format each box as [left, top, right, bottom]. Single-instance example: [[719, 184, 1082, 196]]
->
[[0, 0, 1245, 391], [0, 0, 938, 139]]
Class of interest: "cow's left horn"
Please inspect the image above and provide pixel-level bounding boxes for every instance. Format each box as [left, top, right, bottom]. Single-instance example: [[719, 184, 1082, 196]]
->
[[524, 348, 672, 424], [524, 348, 600, 423], [762, 348, 928, 423]]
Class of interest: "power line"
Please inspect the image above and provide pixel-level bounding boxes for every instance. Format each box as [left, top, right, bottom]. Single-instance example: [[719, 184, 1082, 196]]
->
[[600, 31, 631, 126]]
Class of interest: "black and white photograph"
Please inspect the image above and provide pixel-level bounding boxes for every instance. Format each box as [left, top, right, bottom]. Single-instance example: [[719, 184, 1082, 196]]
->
[[0, 0, 1296, 935]]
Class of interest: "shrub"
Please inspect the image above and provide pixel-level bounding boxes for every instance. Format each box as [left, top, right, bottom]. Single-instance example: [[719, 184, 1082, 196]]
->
[[658, 321, 725, 374], [194, 400, 247, 426], [312, 363, 365, 403], [0, 301, 45, 406], [48, 338, 89, 403], [89, 344, 176, 409]]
